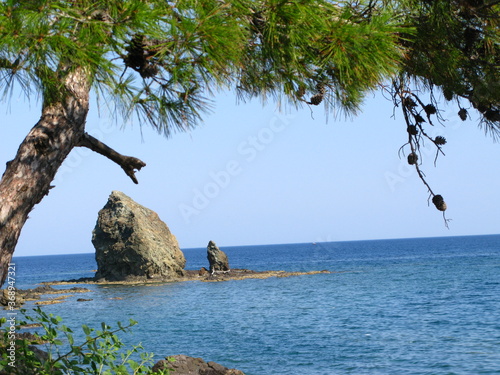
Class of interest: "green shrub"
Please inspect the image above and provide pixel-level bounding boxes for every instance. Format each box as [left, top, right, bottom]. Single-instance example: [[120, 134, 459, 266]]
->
[[0, 308, 170, 374]]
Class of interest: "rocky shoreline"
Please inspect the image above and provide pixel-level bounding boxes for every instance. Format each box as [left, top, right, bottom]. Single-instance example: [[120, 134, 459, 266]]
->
[[1, 285, 92, 308], [2, 192, 332, 305], [88, 192, 331, 285], [43, 268, 331, 286]]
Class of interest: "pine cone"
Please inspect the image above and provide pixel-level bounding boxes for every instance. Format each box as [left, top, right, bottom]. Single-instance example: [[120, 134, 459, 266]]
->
[[434, 136, 447, 145], [296, 86, 306, 98], [403, 97, 417, 108], [407, 125, 418, 135], [414, 114, 425, 123], [308, 94, 323, 106], [129, 34, 146, 53], [443, 89, 453, 101], [432, 195, 447, 211], [316, 83, 327, 95], [463, 27, 480, 51], [139, 63, 159, 78], [407, 153, 418, 165], [125, 34, 147, 69], [458, 108, 468, 121], [424, 104, 437, 115]]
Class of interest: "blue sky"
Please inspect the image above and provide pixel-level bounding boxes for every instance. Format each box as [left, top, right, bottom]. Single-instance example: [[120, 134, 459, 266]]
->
[[1, 88, 499, 256]]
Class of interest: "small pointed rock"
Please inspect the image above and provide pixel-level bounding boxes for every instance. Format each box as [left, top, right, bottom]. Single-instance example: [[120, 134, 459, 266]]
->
[[207, 240, 230, 273]]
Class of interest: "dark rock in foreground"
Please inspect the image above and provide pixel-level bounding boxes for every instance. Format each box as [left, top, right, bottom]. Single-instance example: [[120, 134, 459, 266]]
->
[[0, 349, 245, 375], [92, 191, 186, 282], [207, 240, 230, 273], [153, 354, 245, 375]]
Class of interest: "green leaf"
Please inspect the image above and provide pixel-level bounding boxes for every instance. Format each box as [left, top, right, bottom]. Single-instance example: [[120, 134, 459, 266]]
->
[[128, 359, 139, 370], [82, 324, 92, 335]]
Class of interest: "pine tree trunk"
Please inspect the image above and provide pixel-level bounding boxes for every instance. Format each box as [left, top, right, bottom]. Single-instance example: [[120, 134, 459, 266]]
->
[[0, 68, 90, 285]]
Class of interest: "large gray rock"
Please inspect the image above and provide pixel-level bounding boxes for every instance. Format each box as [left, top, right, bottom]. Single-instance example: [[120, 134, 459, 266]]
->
[[152, 355, 245, 375], [92, 191, 186, 281], [207, 241, 230, 273]]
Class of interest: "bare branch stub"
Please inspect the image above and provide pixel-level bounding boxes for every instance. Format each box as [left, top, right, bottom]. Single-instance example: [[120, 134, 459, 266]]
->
[[76, 133, 146, 184]]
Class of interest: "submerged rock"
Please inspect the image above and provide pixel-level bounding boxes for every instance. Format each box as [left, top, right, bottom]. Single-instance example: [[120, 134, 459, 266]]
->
[[92, 191, 186, 282], [152, 354, 245, 375], [207, 241, 230, 273]]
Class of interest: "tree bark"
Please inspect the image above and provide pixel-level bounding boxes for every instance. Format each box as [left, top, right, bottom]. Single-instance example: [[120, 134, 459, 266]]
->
[[0, 68, 90, 286]]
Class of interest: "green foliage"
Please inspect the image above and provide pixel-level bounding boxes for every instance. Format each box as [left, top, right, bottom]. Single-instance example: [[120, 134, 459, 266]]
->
[[0, 0, 406, 135], [0, 308, 169, 375], [397, 0, 500, 134], [0, 0, 496, 132], [236, 1, 405, 112], [362, 0, 499, 221]]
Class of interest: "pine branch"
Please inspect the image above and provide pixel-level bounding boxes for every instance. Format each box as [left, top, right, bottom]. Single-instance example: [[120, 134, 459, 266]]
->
[[76, 133, 146, 184]]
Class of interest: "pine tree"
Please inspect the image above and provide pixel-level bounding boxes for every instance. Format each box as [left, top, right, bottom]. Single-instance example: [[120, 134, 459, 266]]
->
[[0, 1, 497, 283], [0, 0, 405, 284], [386, 0, 499, 225], [400, 0, 499, 130]]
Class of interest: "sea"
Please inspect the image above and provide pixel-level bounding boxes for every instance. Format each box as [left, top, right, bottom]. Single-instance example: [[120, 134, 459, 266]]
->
[[4, 234, 500, 375]]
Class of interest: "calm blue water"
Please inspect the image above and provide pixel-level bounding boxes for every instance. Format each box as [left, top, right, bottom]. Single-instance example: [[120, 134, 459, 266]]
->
[[4, 235, 500, 375]]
